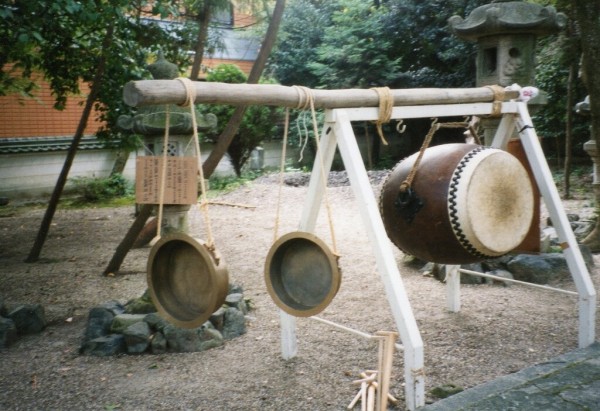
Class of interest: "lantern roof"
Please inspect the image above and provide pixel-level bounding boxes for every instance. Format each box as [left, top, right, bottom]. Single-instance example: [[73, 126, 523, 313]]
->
[[448, 0, 567, 41]]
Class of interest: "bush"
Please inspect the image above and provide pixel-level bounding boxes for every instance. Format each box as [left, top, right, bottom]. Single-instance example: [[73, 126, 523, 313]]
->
[[197, 64, 281, 176], [70, 173, 132, 202]]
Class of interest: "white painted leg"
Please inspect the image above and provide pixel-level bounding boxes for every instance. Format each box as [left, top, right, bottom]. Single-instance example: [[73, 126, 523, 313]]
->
[[279, 122, 338, 360], [280, 310, 297, 359], [516, 103, 597, 348], [490, 113, 517, 149], [445, 265, 461, 312], [298, 123, 338, 231], [331, 109, 425, 410]]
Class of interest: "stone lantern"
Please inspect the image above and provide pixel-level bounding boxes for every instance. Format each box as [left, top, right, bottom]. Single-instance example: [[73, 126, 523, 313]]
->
[[449, 1, 566, 141], [449, 0, 567, 89], [449, 1, 567, 252], [117, 53, 217, 234]]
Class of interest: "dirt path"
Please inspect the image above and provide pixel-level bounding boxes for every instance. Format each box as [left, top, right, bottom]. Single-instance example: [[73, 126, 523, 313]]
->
[[0, 175, 598, 410]]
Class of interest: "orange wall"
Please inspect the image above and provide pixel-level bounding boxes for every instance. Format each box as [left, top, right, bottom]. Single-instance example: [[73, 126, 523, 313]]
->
[[0, 75, 104, 139], [234, 11, 256, 28], [1, 57, 253, 139]]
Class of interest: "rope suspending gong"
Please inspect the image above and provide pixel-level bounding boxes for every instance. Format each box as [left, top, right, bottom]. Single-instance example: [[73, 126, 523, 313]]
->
[[371, 87, 394, 145]]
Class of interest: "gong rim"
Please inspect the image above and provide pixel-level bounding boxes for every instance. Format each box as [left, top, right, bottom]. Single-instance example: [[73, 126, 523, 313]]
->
[[264, 231, 341, 317], [147, 232, 228, 329]]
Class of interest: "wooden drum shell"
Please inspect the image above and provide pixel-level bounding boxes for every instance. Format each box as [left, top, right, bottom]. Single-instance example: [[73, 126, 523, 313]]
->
[[379, 144, 534, 264]]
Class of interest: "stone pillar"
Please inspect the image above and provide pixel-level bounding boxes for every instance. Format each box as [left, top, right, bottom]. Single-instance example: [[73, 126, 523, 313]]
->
[[146, 134, 198, 234], [117, 53, 217, 236]]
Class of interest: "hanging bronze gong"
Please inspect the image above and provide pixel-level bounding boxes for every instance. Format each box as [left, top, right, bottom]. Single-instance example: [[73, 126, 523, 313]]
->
[[379, 143, 535, 264], [265, 231, 341, 317], [147, 232, 229, 329]]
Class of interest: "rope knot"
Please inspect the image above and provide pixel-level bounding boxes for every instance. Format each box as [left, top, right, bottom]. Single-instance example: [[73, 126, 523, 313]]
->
[[370, 87, 393, 145], [292, 85, 314, 111], [176, 77, 196, 107], [484, 85, 505, 117]]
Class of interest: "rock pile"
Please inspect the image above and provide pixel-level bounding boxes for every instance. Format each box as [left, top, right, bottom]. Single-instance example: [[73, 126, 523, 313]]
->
[[421, 211, 596, 285], [0, 299, 47, 348], [80, 285, 249, 356]]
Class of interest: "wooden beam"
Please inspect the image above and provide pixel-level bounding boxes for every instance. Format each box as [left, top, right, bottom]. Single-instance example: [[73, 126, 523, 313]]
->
[[123, 80, 519, 108]]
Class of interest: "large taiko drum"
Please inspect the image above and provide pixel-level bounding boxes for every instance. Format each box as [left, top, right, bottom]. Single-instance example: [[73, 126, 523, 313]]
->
[[379, 143, 535, 264], [147, 232, 229, 329]]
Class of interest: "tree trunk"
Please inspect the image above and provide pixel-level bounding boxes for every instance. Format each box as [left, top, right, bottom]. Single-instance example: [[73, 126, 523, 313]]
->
[[110, 149, 130, 175], [102, 204, 154, 275], [25, 25, 114, 263], [563, 62, 576, 199], [189, 1, 211, 81], [201, 0, 286, 177]]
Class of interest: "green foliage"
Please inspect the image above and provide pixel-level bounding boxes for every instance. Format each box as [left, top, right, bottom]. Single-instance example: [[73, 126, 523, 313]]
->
[[532, 0, 591, 163], [208, 170, 263, 192], [0, 0, 186, 152], [308, 0, 401, 88], [198, 64, 281, 176], [534, 34, 589, 158], [383, 0, 488, 88], [270, 0, 488, 90], [269, 0, 336, 87], [206, 63, 247, 83], [70, 173, 132, 203], [269, 0, 489, 169]]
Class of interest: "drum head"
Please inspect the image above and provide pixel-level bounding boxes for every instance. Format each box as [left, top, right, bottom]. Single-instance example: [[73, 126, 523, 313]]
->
[[147, 232, 228, 329], [452, 149, 534, 255], [265, 231, 341, 317]]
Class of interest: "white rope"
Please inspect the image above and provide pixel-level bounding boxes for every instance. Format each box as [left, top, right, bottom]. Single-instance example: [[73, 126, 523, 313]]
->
[[458, 268, 579, 296], [176, 77, 215, 248], [310, 316, 404, 351], [273, 109, 291, 241], [154, 105, 170, 242]]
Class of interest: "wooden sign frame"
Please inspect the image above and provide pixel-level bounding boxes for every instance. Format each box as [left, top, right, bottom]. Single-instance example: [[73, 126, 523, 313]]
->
[[135, 156, 198, 205]]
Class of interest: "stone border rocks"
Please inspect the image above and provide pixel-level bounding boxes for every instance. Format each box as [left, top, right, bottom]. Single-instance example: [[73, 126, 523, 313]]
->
[[0, 300, 48, 348], [80, 285, 249, 356]]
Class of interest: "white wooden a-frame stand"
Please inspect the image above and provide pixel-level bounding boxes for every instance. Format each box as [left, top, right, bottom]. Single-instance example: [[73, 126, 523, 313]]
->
[[280, 101, 597, 411]]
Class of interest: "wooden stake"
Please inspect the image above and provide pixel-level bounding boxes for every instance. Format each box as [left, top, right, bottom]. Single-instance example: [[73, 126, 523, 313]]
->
[[348, 386, 364, 410], [380, 332, 398, 411], [207, 200, 256, 209], [376, 337, 385, 411], [367, 383, 376, 411]]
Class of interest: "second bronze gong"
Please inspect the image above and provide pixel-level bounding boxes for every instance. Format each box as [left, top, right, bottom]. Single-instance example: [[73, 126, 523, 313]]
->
[[265, 231, 341, 317]]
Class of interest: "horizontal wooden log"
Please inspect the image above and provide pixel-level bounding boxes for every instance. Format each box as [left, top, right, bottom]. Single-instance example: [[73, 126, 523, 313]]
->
[[123, 80, 520, 109]]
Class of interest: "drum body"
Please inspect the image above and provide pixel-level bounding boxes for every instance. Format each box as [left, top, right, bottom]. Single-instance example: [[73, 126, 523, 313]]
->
[[147, 232, 228, 329], [379, 143, 534, 264], [265, 231, 341, 317]]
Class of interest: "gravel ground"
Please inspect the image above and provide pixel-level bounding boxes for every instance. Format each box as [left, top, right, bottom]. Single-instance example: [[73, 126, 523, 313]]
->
[[0, 171, 599, 410]]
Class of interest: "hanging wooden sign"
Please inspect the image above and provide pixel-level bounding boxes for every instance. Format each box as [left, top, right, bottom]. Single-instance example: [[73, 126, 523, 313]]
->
[[135, 156, 198, 205]]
